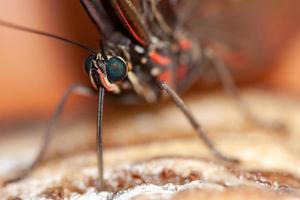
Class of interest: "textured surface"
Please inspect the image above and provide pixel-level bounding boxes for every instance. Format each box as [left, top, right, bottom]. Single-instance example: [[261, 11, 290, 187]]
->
[[1, 90, 300, 199]]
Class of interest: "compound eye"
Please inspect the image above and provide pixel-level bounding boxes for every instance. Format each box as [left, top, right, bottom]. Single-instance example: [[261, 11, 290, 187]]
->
[[84, 54, 96, 74], [106, 56, 128, 82]]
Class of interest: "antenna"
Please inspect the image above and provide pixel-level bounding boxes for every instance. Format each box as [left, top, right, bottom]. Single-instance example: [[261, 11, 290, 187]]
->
[[0, 20, 97, 54]]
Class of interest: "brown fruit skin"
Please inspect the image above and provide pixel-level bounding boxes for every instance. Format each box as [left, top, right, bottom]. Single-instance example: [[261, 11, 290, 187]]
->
[[0, 0, 299, 123]]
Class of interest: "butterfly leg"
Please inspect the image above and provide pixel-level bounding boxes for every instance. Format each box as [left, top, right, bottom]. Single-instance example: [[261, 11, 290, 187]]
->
[[159, 82, 239, 163], [204, 48, 286, 132], [3, 84, 96, 185]]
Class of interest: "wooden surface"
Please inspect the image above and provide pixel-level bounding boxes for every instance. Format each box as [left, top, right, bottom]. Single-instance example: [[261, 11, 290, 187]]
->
[[1, 90, 300, 199]]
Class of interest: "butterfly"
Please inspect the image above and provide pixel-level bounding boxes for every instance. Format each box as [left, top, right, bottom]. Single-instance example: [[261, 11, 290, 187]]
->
[[1, 0, 298, 190]]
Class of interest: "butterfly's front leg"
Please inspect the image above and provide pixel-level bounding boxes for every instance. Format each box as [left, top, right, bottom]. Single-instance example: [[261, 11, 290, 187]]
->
[[3, 84, 96, 185]]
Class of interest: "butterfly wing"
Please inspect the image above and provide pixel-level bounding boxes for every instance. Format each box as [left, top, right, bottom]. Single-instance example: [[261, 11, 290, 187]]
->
[[108, 0, 152, 47], [175, 0, 300, 79], [80, 0, 116, 39]]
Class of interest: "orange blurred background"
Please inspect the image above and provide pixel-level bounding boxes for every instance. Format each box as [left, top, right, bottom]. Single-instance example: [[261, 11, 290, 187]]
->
[[0, 1, 98, 123], [0, 0, 299, 125]]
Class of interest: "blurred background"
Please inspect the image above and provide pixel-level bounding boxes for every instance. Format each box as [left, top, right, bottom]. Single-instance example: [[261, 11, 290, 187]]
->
[[0, 0, 299, 128]]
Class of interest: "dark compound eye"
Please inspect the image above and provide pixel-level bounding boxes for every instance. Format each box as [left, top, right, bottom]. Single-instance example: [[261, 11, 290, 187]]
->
[[84, 54, 96, 74], [106, 56, 128, 82]]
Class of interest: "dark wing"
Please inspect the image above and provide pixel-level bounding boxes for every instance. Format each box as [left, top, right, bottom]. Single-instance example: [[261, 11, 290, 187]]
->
[[80, 0, 114, 39], [156, 0, 178, 29], [175, 0, 300, 78], [109, 0, 152, 47]]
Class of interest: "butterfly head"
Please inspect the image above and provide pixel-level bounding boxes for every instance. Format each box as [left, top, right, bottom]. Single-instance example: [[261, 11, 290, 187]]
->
[[84, 52, 129, 93]]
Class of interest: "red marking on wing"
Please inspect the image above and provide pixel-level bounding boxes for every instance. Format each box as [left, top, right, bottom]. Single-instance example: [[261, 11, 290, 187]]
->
[[158, 71, 172, 84], [176, 64, 188, 81], [114, 3, 149, 47], [179, 38, 192, 50], [209, 42, 249, 69], [149, 50, 172, 66]]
